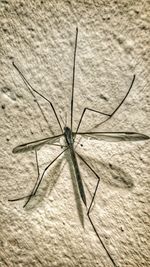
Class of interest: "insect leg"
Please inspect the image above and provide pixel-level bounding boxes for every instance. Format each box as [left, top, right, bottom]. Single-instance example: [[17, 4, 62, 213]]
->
[[76, 152, 118, 267], [9, 148, 68, 207], [12, 62, 63, 133], [71, 27, 78, 131], [24, 147, 68, 207], [75, 75, 135, 134], [8, 149, 40, 202]]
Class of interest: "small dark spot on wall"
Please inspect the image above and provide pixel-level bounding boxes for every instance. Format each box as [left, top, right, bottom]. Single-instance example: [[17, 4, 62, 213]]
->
[[102, 16, 111, 21], [100, 94, 108, 101], [28, 27, 34, 31], [2, 87, 9, 94], [19, 2, 24, 7], [120, 226, 124, 232], [2, 87, 16, 101], [140, 25, 147, 30], [30, 129, 34, 135], [9, 56, 14, 60], [3, 27, 8, 33], [1, 0, 9, 4], [109, 163, 113, 169], [1, 104, 5, 109]]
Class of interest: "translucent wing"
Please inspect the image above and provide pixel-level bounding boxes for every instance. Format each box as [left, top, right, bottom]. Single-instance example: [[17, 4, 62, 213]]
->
[[13, 134, 63, 153], [74, 132, 149, 142]]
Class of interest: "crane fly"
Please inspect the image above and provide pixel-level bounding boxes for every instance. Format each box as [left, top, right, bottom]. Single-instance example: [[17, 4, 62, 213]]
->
[[9, 28, 149, 267]]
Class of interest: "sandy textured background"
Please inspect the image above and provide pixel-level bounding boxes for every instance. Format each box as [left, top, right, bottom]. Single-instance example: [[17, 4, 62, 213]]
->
[[0, 1, 150, 267]]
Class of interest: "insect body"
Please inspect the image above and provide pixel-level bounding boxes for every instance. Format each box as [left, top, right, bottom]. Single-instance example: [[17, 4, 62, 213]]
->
[[9, 28, 149, 267], [64, 126, 87, 206]]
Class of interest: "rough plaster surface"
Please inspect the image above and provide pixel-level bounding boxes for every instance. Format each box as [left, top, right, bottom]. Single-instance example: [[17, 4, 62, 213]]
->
[[0, 1, 150, 267]]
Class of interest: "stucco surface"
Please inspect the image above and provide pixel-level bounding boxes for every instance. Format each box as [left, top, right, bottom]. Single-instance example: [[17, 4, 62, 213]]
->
[[0, 1, 150, 267]]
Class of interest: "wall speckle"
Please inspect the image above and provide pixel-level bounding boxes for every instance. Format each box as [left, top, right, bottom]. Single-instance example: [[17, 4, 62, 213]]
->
[[0, 1, 149, 267]]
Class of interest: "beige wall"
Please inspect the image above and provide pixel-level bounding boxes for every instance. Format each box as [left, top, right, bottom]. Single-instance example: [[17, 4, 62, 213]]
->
[[0, 1, 150, 266]]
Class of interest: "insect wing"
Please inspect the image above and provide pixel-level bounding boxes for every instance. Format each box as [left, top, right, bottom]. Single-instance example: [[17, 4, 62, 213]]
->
[[13, 134, 63, 153], [75, 132, 149, 142]]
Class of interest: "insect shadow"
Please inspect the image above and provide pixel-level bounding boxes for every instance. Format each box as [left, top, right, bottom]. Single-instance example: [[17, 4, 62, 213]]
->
[[9, 28, 149, 267]]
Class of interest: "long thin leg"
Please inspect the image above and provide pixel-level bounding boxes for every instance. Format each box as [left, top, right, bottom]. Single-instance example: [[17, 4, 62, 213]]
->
[[8, 149, 40, 202], [76, 152, 118, 267], [13, 63, 50, 129], [27, 84, 50, 129], [12, 62, 63, 133], [75, 75, 135, 134], [9, 148, 68, 207], [24, 147, 68, 207], [71, 27, 78, 131], [24, 147, 68, 206]]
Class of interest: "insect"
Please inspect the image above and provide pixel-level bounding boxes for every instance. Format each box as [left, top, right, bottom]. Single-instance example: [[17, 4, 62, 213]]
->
[[9, 28, 149, 267]]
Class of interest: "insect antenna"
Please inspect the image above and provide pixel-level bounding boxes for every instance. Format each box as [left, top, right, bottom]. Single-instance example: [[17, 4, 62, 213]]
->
[[59, 111, 66, 128]]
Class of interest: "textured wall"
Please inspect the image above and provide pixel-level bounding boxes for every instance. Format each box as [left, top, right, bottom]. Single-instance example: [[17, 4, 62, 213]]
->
[[0, 1, 150, 267]]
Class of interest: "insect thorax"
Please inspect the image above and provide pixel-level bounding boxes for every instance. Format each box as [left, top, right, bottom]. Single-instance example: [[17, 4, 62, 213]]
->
[[64, 127, 74, 145]]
